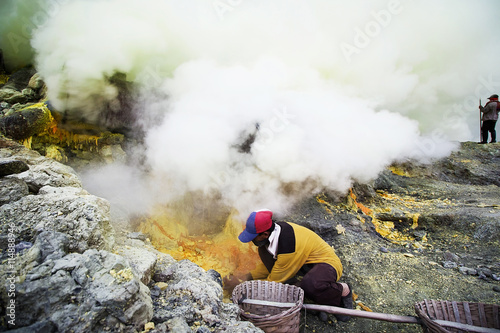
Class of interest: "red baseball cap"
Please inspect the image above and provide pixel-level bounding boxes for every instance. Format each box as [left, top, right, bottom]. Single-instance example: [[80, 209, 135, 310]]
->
[[238, 210, 273, 243]]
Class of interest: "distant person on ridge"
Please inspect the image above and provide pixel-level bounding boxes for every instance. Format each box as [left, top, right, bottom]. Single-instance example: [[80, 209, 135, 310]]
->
[[223, 209, 353, 322], [479, 94, 499, 143]]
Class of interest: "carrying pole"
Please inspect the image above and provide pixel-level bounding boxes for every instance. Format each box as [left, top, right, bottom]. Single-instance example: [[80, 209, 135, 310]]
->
[[302, 303, 420, 324], [241, 299, 500, 332], [479, 98, 482, 142]]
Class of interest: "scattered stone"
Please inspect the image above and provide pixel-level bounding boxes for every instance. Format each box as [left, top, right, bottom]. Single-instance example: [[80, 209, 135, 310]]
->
[[148, 322, 168, 333], [164, 317, 191, 332], [443, 251, 460, 262], [144, 322, 155, 332], [493, 286, 500, 293], [477, 267, 493, 278], [412, 230, 427, 240], [0, 88, 27, 104], [379, 247, 389, 253], [207, 269, 223, 287], [156, 282, 169, 291], [152, 253, 179, 283], [27, 73, 45, 91], [442, 261, 458, 269], [128, 231, 148, 241], [15, 241, 33, 253], [458, 267, 478, 276], [99, 144, 127, 164], [3, 320, 57, 333]]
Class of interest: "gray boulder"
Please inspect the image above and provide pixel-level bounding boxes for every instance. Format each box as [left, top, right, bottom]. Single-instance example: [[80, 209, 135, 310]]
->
[[0, 147, 81, 191], [0, 143, 113, 253], [1, 231, 152, 332], [0, 185, 114, 253], [0, 177, 29, 205], [114, 239, 160, 285], [150, 260, 262, 332]]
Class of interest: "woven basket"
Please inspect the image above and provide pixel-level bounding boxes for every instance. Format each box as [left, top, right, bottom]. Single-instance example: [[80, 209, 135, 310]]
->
[[415, 299, 500, 333], [232, 280, 304, 333]]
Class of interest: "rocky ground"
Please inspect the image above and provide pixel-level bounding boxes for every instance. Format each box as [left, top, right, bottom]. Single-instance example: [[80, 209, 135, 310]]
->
[[1, 66, 499, 332], [286, 142, 500, 332]]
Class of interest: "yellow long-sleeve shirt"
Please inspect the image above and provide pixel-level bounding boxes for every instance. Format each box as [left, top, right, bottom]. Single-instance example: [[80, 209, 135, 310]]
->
[[250, 222, 343, 283]]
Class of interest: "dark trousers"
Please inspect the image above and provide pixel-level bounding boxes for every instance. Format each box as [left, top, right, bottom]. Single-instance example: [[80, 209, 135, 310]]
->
[[298, 263, 344, 307], [481, 120, 497, 143]]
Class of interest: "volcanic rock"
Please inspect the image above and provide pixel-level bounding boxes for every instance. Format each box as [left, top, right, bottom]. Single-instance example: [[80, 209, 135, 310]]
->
[[458, 266, 478, 276], [1, 67, 37, 91], [0, 143, 114, 253], [0, 185, 114, 253], [114, 240, 159, 285], [0, 231, 152, 333], [150, 259, 262, 332], [0, 177, 29, 206], [0, 141, 82, 190], [0, 105, 53, 140], [0, 159, 29, 177], [0, 67, 45, 106]]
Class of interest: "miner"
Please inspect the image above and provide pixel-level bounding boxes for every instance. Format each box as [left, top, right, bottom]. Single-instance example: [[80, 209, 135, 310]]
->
[[223, 209, 353, 322], [479, 94, 499, 144]]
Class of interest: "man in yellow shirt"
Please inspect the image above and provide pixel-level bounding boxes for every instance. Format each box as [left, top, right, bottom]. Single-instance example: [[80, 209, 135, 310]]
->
[[224, 209, 353, 321]]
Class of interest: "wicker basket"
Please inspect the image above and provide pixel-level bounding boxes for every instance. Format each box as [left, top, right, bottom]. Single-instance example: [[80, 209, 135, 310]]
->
[[232, 280, 304, 333], [415, 299, 500, 333]]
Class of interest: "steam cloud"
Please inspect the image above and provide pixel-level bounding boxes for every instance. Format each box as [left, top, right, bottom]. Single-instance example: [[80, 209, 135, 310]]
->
[[2, 0, 500, 217]]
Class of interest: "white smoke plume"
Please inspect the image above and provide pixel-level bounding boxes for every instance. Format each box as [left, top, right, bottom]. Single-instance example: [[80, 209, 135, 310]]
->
[[2, 0, 500, 217]]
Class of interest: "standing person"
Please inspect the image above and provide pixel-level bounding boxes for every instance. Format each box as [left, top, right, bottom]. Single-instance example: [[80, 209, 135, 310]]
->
[[479, 94, 499, 143], [223, 209, 353, 322]]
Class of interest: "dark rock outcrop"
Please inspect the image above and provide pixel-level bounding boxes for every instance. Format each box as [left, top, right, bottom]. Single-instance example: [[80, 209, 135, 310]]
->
[[0, 105, 53, 140], [0, 68, 44, 106], [0, 159, 29, 177]]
